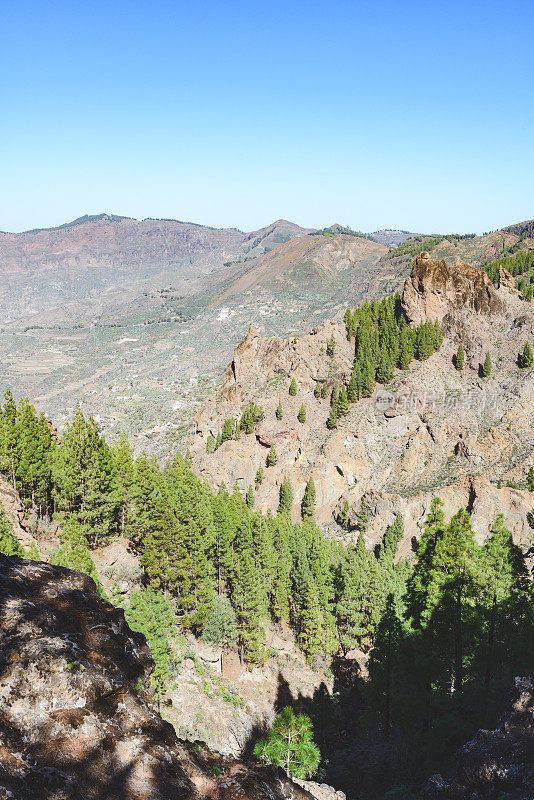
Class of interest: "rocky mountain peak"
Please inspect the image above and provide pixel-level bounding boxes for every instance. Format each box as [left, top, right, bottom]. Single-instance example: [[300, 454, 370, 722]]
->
[[401, 250, 506, 325]]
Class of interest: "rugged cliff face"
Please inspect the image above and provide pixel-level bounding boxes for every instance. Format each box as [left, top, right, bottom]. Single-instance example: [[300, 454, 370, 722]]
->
[[189, 255, 534, 554], [0, 553, 321, 800], [423, 677, 534, 800], [401, 251, 506, 325]]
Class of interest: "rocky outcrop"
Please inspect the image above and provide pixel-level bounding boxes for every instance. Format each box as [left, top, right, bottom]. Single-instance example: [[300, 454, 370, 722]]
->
[[423, 676, 534, 800], [0, 554, 317, 800], [190, 254, 534, 558], [401, 252, 506, 326]]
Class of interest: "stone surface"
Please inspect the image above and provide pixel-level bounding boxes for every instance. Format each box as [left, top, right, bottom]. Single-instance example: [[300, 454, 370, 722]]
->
[[422, 676, 534, 800], [0, 553, 323, 800], [189, 255, 534, 559]]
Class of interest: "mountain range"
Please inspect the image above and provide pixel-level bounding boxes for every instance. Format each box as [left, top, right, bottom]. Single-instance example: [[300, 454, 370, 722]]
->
[[0, 213, 533, 457]]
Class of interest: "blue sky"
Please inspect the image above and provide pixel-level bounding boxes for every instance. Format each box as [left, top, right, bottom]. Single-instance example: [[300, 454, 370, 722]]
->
[[1, 0, 533, 234]]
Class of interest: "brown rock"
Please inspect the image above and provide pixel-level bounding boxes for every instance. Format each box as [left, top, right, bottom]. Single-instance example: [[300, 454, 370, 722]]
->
[[0, 554, 316, 800], [222, 651, 242, 681], [401, 251, 506, 325]]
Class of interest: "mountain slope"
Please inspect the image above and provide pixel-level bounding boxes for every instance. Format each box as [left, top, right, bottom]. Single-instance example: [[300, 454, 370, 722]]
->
[[189, 252, 534, 554]]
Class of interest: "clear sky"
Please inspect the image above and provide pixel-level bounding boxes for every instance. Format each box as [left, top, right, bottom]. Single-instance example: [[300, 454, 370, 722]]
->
[[2, 0, 533, 234]]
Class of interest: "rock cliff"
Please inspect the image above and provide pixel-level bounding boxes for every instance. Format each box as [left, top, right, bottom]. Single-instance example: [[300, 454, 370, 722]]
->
[[423, 676, 534, 800], [0, 553, 318, 800], [189, 255, 534, 556]]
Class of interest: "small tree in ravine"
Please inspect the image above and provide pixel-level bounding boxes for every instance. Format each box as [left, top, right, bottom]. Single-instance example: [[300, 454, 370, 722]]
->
[[356, 497, 369, 533], [481, 352, 492, 378], [202, 593, 237, 652], [519, 342, 533, 368], [298, 404, 306, 423], [301, 477, 316, 519], [527, 467, 534, 492], [326, 405, 338, 430], [255, 465, 264, 485], [0, 503, 24, 556], [320, 382, 328, 399], [278, 477, 293, 515], [254, 706, 321, 779], [266, 446, 278, 467], [338, 386, 349, 417], [245, 484, 255, 508], [454, 343, 465, 371], [326, 334, 336, 359], [206, 434, 215, 453], [276, 401, 283, 420], [289, 378, 297, 396]]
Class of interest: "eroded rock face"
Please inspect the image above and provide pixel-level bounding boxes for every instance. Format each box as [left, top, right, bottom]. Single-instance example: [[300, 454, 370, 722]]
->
[[0, 554, 316, 800], [401, 252, 506, 326], [422, 676, 534, 800], [189, 254, 534, 558]]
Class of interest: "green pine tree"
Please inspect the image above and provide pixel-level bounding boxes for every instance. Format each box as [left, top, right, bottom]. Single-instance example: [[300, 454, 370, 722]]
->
[[278, 477, 293, 515], [301, 477, 316, 519], [289, 378, 297, 396], [246, 484, 255, 508], [298, 404, 306, 423], [481, 351, 492, 378], [454, 343, 465, 371], [254, 707, 320, 779], [519, 342, 533, 368], [326, 334, 336, 358], [338, 386, 349, 416], [266, 446, 278, 467], [276, 401, 283, 420]]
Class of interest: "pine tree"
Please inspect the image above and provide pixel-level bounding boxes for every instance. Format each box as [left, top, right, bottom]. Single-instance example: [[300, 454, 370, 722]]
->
[[378, 514, 404, 564], [376, 348, 394, 384], [245, 484, 255, 508], [397, 321, 414, 369], [124, 588, 177, 700], [366, 593, 403, 738], [301, 477, 316, 519], [454, 343, 465, 371], [330, 384, 339, 409], [326, 404, 338, 430], [206, 434, 215, 453], [314, 382, 321, 399], [527, 467, 534, 491], [297, 404, 306, 423], [278, 477, 293, 515], [338, 500, 349, 530], [289, 378, 297, 396], [338, 386, 349, 416], [481, 351, 492, 378], [266, 446, 278, 467], [0, 503, 24, 556], [335, 534, 369, 653], [347, 365, 361, 402], [202, 593, 238, 651], [255, 465, 264, 485], [356, 497, 369, 533], [326, 334, 336, 358], [519, 342, 533, 368], [360, 358, 376, 397], [320, 382, 328, 399], [276, 401, 283, 420], [415, 323, 434, 360], [254, 707, 320, 779], [481, 515, 529, 688]]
